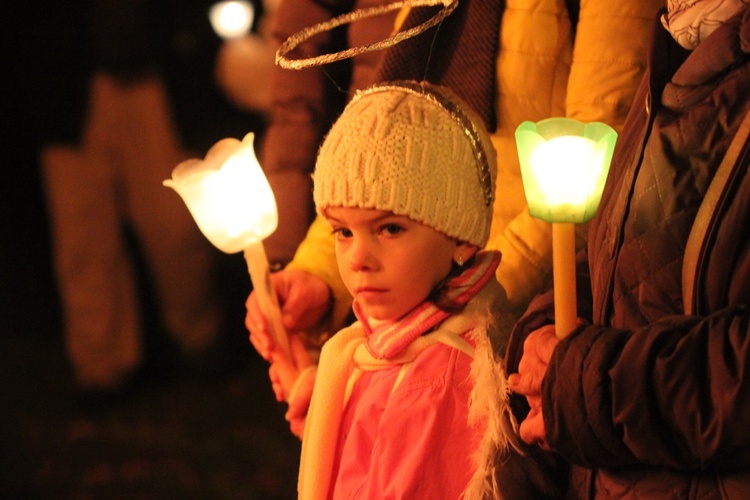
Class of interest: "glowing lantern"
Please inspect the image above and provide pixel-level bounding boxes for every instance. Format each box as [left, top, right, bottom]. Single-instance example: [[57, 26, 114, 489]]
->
[[515, 118, 617, 337], [164, 133, 291, 361]]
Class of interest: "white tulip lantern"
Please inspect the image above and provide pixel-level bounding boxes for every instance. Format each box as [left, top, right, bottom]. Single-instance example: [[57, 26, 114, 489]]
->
[[164, 133, 292, 361]]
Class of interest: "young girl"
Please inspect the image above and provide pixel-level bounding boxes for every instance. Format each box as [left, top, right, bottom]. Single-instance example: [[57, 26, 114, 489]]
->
[[258, 81, 516, 499]]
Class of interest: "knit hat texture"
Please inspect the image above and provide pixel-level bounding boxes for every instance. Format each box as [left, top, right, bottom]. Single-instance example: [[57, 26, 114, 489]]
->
[[313, 81, 497, 247]]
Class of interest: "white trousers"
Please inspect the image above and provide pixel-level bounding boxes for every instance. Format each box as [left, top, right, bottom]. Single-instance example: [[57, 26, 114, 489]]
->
[[41, 73, 221, 389]]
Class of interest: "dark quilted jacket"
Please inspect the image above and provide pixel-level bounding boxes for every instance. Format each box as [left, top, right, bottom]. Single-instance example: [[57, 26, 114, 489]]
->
[[505, 8, 750, 499]]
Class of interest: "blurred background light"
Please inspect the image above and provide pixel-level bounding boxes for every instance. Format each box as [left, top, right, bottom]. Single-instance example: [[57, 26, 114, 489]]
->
[[209, 1, 255, 39]]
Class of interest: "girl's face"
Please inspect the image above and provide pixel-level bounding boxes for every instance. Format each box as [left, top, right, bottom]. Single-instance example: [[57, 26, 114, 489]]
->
[[325, 207, 473, 322]]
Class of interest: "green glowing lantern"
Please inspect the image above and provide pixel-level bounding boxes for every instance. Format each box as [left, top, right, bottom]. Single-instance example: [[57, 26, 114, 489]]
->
[[515, 118, 617, 337]]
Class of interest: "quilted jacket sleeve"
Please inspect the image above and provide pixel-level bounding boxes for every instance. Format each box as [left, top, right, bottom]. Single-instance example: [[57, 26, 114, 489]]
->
[[545, 304, 750, 470]]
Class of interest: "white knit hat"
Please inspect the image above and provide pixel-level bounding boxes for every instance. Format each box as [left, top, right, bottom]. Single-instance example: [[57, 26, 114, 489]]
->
[[313, 81, 497, 247]]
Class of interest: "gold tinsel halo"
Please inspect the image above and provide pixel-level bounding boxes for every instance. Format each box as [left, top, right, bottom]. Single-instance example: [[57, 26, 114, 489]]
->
[[275, 0, 459, 70]]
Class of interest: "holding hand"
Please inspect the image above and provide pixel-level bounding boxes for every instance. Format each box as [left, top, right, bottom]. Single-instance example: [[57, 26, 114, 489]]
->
[[245, 268, 332, 359], [507, 324, 559, 449], [245, 268, 331, 400], [264, 332, 316, 437]]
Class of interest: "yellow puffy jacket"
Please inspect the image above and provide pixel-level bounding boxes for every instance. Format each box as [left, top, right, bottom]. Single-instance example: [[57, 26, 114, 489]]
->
[[288, 0, 662, 330]]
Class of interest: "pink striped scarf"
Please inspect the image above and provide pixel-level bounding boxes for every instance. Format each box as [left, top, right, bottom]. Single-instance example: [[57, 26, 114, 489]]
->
[[356, 250, 501, 360]]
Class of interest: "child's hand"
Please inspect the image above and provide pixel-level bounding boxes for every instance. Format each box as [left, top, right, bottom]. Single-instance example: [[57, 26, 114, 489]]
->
[[268, 333, 314, 402], [284, 364, 317, 439]]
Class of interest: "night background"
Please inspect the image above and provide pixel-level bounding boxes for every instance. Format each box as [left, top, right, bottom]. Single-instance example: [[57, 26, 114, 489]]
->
[[1, 2, 301, 497]]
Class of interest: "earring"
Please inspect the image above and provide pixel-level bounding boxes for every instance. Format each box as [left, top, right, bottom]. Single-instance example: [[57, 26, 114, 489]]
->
[[457, 255, 464, 267]]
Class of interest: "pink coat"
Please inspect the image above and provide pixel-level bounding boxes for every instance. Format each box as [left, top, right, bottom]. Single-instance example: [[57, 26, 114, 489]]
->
[[330, 339, 481, 499], [297, 266, 515, 500]]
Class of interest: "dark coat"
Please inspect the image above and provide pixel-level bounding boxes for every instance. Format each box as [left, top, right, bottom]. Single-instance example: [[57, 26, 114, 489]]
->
[[506, 8, 750, 499]]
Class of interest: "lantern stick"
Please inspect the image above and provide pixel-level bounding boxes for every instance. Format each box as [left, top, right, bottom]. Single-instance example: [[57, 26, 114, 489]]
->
[[244, 241, 291, 361], [552, 223, 577, 338], [164, 133, 300, 398]]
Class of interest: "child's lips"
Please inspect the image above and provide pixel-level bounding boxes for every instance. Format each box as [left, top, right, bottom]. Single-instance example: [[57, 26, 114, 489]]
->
[[355, 286, 387, 300]]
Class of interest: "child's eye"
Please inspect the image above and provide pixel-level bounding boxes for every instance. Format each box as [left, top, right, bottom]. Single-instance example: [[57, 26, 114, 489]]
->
[[381, 223, 404, 236], [332, 227, 353, 239]]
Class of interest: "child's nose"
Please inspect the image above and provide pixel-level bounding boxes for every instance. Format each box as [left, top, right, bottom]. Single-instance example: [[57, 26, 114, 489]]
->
[[348, 237, 375, 271]]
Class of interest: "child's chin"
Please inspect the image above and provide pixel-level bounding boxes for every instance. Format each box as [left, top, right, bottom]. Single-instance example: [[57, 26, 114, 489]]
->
[[363, 307, 409, 323]]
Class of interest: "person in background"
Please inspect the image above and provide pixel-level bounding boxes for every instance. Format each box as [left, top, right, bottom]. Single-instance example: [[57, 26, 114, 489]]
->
[[214, 0, 279, 117], [248, 0, 662, 368], [507, 1, 750, 497], [245, 0, 662, 495], [34, 0, 262, 393], [246, 0, 663, 343]]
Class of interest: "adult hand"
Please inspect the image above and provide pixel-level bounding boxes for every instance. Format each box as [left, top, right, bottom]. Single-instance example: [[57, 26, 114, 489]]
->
[[507, 324, 559, 449], [245, 268, 332, 360]]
